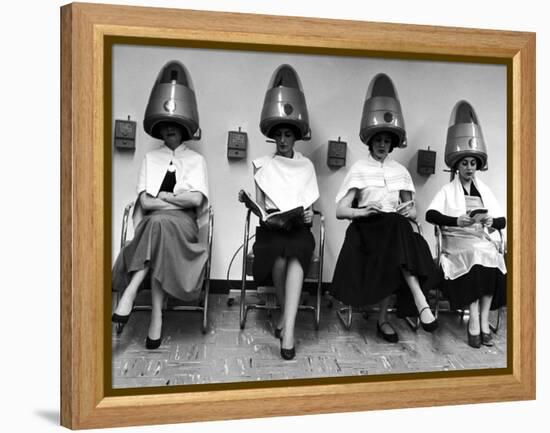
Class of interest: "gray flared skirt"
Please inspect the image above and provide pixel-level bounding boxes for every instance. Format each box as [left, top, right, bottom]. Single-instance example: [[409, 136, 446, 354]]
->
[[112, 209, 208, 301]]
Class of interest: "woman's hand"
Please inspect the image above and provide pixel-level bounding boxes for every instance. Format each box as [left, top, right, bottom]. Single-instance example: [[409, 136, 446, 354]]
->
[[480, 214, 494, 228], [457, 214, 473, 227], [157, 191, 171, 201], [354, 202, 382, 218], [303, 208, 314, 224], [398, 202, 417, 220], [238, 190, 246, 202]]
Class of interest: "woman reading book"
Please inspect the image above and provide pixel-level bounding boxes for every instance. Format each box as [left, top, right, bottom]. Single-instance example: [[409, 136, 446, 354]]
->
[[239, 64, 319, 360], [426, 100, 506, 348], [331, 73, 439, 343]]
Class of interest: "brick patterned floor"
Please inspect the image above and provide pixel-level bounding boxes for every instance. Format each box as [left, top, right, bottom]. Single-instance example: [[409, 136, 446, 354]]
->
[[112, 294, 507, 388]]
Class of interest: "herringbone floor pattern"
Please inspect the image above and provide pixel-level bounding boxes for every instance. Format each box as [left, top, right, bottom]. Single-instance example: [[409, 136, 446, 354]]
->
[[112, 294, 507, 388]]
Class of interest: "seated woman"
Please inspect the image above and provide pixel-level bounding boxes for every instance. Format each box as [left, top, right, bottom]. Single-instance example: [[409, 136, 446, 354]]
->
[[426, 100, 506, 348], [111, 61, 209, 350], [239, 64, 319, 360], [331, 73, 438, 343]]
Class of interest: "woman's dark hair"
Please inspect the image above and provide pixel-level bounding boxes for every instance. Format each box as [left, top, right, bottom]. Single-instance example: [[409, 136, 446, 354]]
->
[[152, 121, 190, 143], [367, 130, 400, 153], [269, 123, 301, 140], [453, 155, 482, 172]]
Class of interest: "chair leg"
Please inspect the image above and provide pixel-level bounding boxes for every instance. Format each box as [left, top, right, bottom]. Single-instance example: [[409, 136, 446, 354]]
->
[[202, 287, 210, 335], [404, 316, 420, 331], [239, 269, 247, 330], [313, 278, 322, 331], [337, 305, 353, 330], [489, 308, 502, 334], [434, 288, 441, 320]]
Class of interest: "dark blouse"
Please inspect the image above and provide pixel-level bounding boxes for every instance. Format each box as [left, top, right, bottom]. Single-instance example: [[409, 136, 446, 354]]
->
[[158, 168, 176, 194], [425, 182, 506, 230]]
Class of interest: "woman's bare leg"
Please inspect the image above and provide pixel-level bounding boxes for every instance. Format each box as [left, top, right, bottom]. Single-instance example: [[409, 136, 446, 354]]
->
[[114, 267, 148, 316], [148, 284, 164, 340], [281, 258, 304, 350], [479, 295, 493, 334], [468, 299, 480, 334], [272, 257, 288, 330], [401, 268, 436, 323], [377, 296, 396, 335]]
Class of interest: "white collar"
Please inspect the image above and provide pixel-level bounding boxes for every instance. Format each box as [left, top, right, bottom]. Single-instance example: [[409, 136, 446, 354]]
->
[[367, 152, 394, 167], [158, 143, 188, 156]]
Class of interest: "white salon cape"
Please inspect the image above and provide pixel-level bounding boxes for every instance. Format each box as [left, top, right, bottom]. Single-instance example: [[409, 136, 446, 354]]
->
[[133, 144, 209, 227], [427, 176, 507, 280], [253, 151, 319, 211], [335, 153, 415, 210]]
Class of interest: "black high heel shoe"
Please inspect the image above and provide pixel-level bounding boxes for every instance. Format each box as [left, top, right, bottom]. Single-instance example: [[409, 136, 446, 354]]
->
[[111, 300, 135, 329], [146, 335, 162, 350], [112, 305, 134, 334], [467, 328, 481, 348], [481, 331, 494, 347], [418, 306, 438, 332], [111, 312, 130, 324], [280, 339, 295, 360], [376, 321, 399, 343]]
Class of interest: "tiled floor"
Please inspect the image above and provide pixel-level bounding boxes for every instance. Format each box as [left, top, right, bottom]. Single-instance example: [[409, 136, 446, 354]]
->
[[112, 294, 507, 388]]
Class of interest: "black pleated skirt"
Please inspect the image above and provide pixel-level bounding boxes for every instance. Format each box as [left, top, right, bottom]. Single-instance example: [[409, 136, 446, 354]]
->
[[252, 224, 315, 286], [331, 212, 440, 317], [444, 264, 506, 310]]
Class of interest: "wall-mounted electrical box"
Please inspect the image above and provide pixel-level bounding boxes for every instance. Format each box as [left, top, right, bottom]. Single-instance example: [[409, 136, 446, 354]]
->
[[417, 148, 436, 175], [327, 137, 347, 168], [114, 116, 137, 150], [227, 127, 248, 160]]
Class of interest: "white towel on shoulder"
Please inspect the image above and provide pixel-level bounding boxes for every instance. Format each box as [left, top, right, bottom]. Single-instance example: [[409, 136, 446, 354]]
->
[[253, 151, 319, 211]]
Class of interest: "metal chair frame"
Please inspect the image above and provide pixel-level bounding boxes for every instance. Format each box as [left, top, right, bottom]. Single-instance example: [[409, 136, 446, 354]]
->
[[433, 224, 505, 333], [238, 209, 326, 330], [113, 202, 214, 334]]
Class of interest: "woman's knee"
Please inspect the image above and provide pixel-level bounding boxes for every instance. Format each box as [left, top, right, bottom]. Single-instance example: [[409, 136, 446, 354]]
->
[[287, 257, 304, 273], [147, 213, 170, 226]]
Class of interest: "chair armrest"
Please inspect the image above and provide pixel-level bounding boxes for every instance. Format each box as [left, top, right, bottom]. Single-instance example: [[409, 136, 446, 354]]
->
[[408, 218, 423, 235], [312, 209, 326, 277], [207, 206, 214, 253], [120, 201, 135, 249], [434, 225, 443, 265], [497, 229, 506, 255]]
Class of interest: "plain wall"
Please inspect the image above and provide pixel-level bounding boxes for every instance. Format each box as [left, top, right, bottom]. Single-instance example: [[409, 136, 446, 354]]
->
[[112, 45, 507, 282]]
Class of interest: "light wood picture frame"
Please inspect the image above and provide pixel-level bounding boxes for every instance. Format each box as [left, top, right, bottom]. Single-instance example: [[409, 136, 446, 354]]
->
[[60, 2, 535, 429]]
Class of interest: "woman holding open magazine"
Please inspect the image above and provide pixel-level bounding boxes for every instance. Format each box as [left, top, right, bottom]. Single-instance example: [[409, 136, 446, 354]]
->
[[331, 73, 439, 344], [426, 100, 506, 349], [238, 64, 319, 360]]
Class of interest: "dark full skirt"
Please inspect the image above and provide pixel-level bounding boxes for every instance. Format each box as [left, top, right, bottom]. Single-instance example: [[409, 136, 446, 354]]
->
[[444, 264, 506, 310], [112, 209, 208, 301], [252, 224, 315, 286], [331, 212, 440, 317]]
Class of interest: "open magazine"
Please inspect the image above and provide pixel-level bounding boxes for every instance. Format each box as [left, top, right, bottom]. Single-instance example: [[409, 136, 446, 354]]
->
[[396, 200, 414, 213], [357, 200, 414, 214], [467, 207, 489, 223], [239, 190, 304, 231]]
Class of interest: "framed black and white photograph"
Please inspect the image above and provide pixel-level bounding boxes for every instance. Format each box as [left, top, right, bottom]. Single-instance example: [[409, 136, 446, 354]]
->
[[110, 42, 508, 388], [60, 2, 535, 429]]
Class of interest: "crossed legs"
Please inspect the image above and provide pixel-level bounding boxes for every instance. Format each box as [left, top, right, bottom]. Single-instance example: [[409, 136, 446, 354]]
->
[[272, 256, 304, 351], [401, 268, 436, 324], [377, 268, 437, 340], [113, 266, 165, 343], [113, 267, 148, 316]]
